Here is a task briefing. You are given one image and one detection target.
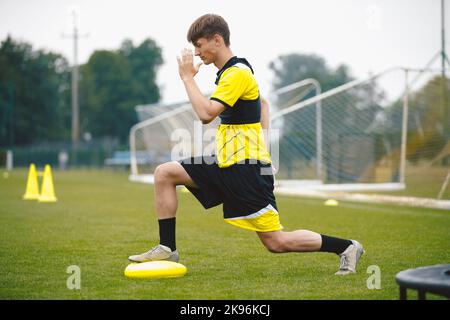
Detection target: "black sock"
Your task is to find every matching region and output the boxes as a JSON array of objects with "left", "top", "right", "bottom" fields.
[
  {"left": 158, "top": 217, "right": 176, "bottom": 251},
  {"left": 319, "top": 234, "right": 352, "bottom": 254}
]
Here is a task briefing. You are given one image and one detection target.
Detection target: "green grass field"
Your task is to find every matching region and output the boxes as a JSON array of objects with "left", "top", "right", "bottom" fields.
[{"left": 0, "top": 169, "right": 449, "bottom": 300}]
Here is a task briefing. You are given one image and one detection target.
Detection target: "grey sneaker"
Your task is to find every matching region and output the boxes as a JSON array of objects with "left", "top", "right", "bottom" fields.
[
  {"left": 128, "top": 244, "right": 179, "bottom": 263},
  {"left": 335, "top": 240, "right": 364, "bottom": 275}
]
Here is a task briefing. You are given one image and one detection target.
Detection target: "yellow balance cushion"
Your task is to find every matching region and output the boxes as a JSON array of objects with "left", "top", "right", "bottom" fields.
[{"left": 124, "top": 261, "right": 187, "bottom": 279}]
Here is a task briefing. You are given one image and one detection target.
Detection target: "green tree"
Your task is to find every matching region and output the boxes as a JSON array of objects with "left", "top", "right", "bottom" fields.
[
  {"left": 119, "top": 38, "right": 163, "bottom": 103},
  {"left": 80, "top": 50, "right": 132, "bottom": 141},
  {"left": 0, "top": 36, "right": 71, "bottom": 146},
  {"left": 382, "top": 75, "right": 450, "bottom": 162},
  {"left": 269, "top": 53, "right": 353, "bottom": 92},
  {"left": 79, "top": 38, "right": 163, "bottom": 143}
]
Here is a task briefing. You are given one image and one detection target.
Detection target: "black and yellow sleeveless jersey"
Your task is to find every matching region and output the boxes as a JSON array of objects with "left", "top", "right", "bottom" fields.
[{"left": 210, "top": 56, "right": 271, "bottom": 168}]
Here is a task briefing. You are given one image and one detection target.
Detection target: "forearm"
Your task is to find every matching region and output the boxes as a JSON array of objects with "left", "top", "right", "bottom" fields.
[
  {"left": 260, "top": 97, "right": 270, "bottom": 150},
  {"left": 260, "top": 97, "right": 270, "bottom": 131},
  {"left": 182, "top": 78, "right": 213, "bottom": 122}
]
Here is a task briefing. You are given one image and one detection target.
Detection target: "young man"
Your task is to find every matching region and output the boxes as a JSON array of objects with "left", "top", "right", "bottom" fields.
[{"left": 129, "top": 14, "right": 364, "bottom": 275}]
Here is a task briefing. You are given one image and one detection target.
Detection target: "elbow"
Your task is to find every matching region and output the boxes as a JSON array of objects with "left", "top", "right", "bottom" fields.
[
  {"left": 197, "top": 100, "right": 220, "bottom": 124},
  {"left": 200, "top": 115, "right": 214, "bottom": 124},
  {"left": 261, "top": 97, "right": 270, "bottom": 109},
  {"left": 199, "top": 111, "right": 216, "bottom": 124}
]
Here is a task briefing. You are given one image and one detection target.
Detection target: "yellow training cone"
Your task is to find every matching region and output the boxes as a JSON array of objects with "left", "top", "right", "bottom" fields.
[
  {"left": 38, "top": 164, "right": 57, "bottom": 203},
  {"left": 23, "top": 163, "right": 40, "bottom": 200},
  {"left": 324, "top": 199, "right": 339, "bottom": 206}
]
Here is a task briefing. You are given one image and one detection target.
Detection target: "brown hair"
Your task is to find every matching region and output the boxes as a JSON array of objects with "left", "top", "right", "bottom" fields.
[{"left": 187, "top": 14, "right": 230, "bottom": 46}]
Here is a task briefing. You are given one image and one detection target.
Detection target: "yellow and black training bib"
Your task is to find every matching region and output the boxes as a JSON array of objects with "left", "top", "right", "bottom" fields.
[{"left": 210, "top": 57, "right": 271, "bottom": 168}]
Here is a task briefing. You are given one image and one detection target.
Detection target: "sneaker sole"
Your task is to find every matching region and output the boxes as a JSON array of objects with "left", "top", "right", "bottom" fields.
[{"left": 128, "top": 256, "right": 180, "bottom": 263}]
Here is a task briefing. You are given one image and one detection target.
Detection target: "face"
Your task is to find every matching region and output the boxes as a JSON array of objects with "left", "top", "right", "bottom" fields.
[{"left": 193, "top": 36, "right": 219, "bottom": 65}]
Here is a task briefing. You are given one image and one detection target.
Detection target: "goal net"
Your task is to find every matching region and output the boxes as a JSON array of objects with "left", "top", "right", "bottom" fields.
[{"left": 271, "top": 68, "right": 410, "bottom": 191}]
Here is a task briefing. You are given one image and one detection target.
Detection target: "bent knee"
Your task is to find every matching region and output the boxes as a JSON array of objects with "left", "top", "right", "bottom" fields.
[
  {"left": 260, "top": 237, "right": 286, "bottom": 253},
  {"left": 265, "top": 243, "right": 286, "bottom": 253},
  {"left": 154, "top": 162, "right": 180, "bottom": 184}
]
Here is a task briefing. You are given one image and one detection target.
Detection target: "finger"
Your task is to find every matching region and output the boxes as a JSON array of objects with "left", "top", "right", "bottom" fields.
[{"left": 182, "top": 48, "right": 193, "bottom": 60}]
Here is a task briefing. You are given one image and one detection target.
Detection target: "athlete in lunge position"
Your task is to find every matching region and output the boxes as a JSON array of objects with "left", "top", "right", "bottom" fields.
[{"left": 129, "top": 13, "right": 364, "bottom": 275}]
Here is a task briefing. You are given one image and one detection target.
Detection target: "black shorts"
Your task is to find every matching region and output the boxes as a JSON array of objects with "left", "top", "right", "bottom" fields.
[{"left": 179, "top": 156, "right": 278, "bottom": 219}]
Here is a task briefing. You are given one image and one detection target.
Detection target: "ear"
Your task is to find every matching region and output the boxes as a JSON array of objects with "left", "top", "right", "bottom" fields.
[{"left": 213, "top": 34, "right": 224, "bottom": 47}]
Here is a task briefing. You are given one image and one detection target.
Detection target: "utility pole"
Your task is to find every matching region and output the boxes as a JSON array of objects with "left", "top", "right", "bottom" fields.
[{"left": 62, "top": 8, "right": 88, "bottom": 165}]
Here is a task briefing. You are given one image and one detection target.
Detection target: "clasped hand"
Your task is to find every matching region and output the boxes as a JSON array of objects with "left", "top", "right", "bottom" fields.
[{"left": 177, "top": 48, "right": 202, "bottom": 81}]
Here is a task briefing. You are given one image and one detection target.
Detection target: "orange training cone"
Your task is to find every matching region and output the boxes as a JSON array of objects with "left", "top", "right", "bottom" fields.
[
  {"left": 23, "top": 163, "right": 40, "bottom": 200},
  {"left": 38, "top": 164, "right": 57, "bottom": 203}
]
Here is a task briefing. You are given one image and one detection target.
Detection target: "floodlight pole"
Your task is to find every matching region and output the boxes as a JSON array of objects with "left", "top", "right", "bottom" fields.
[
  {"left": 413, "top": 0, "right": 450, "bottom": 162},
  {"left": 442, "top": 0, "right": 450, "bottom": 166},
  {"left": 442, "top": 0, "right": 447, "bottom": 80},
  {"left": 400, "top": 69, "right": 409, "bottom": 185}
]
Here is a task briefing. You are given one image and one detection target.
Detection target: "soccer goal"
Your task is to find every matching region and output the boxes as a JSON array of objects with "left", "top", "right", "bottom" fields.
[
  {"left": 271, "top": 67, "right": 413, "bottom": 192},
  {"left": 273, "top": 66, "right": 450, "bottom": 197}
]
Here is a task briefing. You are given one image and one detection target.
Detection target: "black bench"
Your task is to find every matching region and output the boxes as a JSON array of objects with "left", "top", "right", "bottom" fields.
[{"left": 395, "top": 264, "right": 450, "bottom": 300}]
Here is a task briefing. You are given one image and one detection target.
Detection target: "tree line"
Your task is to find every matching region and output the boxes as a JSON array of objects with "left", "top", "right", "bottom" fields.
[
  {"left": 0, "top": 37, "right": 355, "bottom": 148},
  {"left": 0, "top": 36, "right": 163, "bottom": 147},
  {"left": 0, "top": 36, "right": 448, "bottom": 165}
]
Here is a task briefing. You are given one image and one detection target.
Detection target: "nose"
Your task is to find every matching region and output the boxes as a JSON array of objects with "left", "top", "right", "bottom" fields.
[{"left": 194, "top": 48, "right": 200, "bottom": 56}]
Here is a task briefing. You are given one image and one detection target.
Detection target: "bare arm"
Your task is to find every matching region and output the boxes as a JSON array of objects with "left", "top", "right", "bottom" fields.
[
  {"left": 260, "top": 96, "right": 270, "bottom": 131},
  {"left": 181, "top": 78, "right": 225, "bottom": 124},
  {"left": 177, "top": 49, "right": 225, "bottom": 124},
  {"left": 260, "top": 96, "right": 270, "bottom": 149}
]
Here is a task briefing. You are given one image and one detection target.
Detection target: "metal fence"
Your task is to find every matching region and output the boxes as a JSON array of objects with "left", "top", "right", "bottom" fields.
[{"left": 4, "top": 137, "right": 121, "bottom": 169}]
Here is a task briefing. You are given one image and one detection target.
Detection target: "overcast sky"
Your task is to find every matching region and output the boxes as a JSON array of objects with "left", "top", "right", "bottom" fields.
[{"left": 1, "top": 0, "right": 448, "bottom": 104}]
